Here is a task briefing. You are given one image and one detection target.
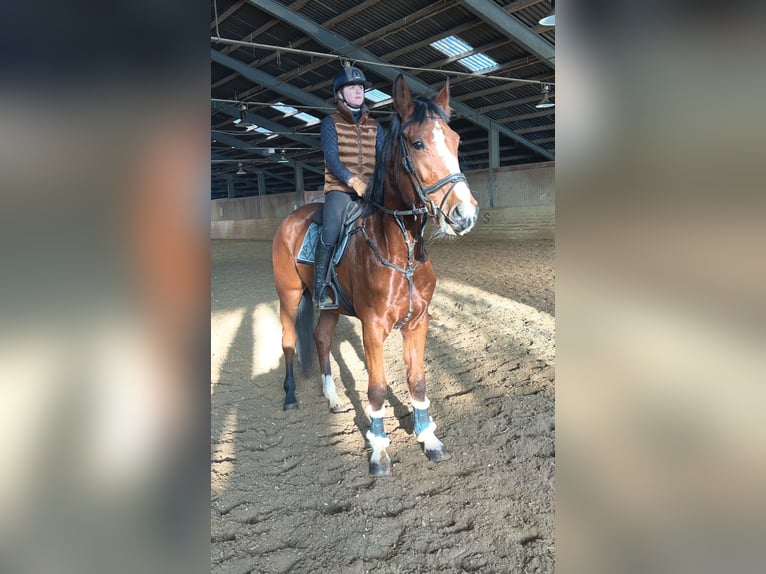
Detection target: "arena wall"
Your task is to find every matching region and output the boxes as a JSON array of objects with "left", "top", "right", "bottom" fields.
[{"left": 211, "top": 162, "right": 554, "bottom": 240}]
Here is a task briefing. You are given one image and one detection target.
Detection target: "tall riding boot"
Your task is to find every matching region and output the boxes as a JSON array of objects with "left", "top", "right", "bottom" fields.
[{"left": 313, "top": 240, "right": 334, "bottom": 308}]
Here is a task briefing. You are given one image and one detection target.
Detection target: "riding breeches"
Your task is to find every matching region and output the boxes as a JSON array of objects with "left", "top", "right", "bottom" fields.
[{"left": 320, "top": 190, "right": 356, "bottom": 246}]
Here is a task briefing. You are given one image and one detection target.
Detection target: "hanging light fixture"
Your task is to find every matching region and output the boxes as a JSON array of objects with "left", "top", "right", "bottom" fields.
[
  {"left": 233, "top": 102, "right": 248, "bottom": 125},
  {"left": 535, "top": 83, "right": 555, "bottom": 109},
  {"left": 539, "top": 0, "right": 555, "bottom": 27},
  {"left": 277, "top": 149, "right": 289, "bottom": 163},
  {"left": 236, "top": 162, "right": 246, "bottom": 175}
]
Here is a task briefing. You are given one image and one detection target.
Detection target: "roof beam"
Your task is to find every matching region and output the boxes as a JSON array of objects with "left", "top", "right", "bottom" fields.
[
  {"left": 211, "top": 130, "right": 323, "bottom": 175},
  {"left": 212, "top": 49, "right": 329, "bottom": 110},
  {"left": 500, "top": 109, "right": 554, "bottom": 123},
  {"left": 476, "top": 94, "right": 545, "bottom": 114},
  {"left": 460, "top": 0, "right": 555, "bottom": 68},
  {"left": 515, "top": 124, "right": 554, "bottom": 134},
  {"left": 214, "top": 0, "right": 375, "bottom": 86},
  {"left": 245, "top": 0, "right": 553, "bottom": 160},
  {"left": 211, "top": 98, "right": 321, "bottom": 149},
  {"left": 353, "top": 2, "right": 456, "bottom": 47}
]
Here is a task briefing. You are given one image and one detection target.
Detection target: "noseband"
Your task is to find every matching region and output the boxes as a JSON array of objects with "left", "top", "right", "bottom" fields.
[{"left": 399, "top": 124, "right": 467, "bottom": 226}]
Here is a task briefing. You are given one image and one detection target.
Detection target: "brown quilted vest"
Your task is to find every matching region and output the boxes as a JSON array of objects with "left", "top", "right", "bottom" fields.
[{"left": 324, "top": 100, "right": 378, "bottom": 197}]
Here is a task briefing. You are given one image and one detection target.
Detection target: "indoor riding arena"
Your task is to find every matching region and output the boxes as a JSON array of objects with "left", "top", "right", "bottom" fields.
[{"left": 211, "top": 2, "right": 555, "bottom": 573}]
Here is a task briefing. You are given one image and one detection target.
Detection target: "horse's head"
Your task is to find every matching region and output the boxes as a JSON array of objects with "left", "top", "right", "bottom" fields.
[{"left": 393, "top": 74, "right": 478, "bottom": 236}]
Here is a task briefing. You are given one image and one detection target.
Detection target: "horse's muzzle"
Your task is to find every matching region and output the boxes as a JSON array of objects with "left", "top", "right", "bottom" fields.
[{"left": 448, "top": 201, "right": 478, "bottom": 235}]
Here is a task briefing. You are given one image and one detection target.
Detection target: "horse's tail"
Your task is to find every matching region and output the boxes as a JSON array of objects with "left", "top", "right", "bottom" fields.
[{"left": 295, "top": 288, "right": 315, "bottom": 377}]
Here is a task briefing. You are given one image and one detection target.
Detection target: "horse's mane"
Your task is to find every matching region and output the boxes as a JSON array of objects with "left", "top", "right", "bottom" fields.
[{"left": 361, "top": 95, "right": 450, "bottom": 215}]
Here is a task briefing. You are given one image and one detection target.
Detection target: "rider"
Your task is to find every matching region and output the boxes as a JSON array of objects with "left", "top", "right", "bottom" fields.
[{"left": 314, "top": 64, "right": 385, "bottom": 309}]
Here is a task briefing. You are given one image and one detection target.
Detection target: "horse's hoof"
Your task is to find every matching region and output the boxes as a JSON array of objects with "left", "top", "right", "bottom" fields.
[
  {"left": 369, "top": 460, "right": 393, "bottom": 477},
  {"left": 425, "top": 447, "right": 451, "bottom": 462},
  {"left": 283, "top": 401, "right": 299, "bottom": 411},
  {"left": 329, "top": 403, "right": 344, "bottom": 414}
]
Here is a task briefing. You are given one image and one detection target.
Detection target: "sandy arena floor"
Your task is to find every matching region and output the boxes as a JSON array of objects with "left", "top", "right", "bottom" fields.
[{"left": 211, "top": 238, "right": 555, "bottom": 573}]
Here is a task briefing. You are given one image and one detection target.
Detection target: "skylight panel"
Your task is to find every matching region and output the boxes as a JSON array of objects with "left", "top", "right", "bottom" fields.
[
  {"left": 271, "top": 102, "right": 319, "bottom": 126},
  {"left": 431, "top": 36, "right": 472, "bottom": 58},
  {"left": 365, "top": 89, "right": 390, "bottom": 103},
  {"left": 294, "top": 112, "right": 320, "bottom": 125},
  {"left": 458, "top": 53, "right": 498, "bottom": 72},
  {"left": 430, "top": 35, "right": 498, "bottom": 73},
  {"left": 271, "top": 102, "right": 297, "bottom": 115}
]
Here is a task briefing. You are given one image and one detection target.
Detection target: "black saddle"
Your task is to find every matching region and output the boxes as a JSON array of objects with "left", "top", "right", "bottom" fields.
[{"left": 312, "top": 199, "right": 364, "bottom": 228}]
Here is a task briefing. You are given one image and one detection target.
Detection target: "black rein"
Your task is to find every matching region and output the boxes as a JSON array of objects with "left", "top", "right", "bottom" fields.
[{"left": 362, "top": 128, "right": 465, "bottom": 328}]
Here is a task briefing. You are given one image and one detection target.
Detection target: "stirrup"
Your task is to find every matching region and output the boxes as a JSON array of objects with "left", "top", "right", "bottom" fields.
[{"left": 316, "top": 283, "right": 339, "bottom": 310}]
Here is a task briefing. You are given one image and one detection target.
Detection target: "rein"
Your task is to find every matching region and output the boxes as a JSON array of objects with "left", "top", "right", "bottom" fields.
[
  {"left": 359, "top": 208, "right": 427, "bottom": 329},
  {"left": 363, "top": 122, "right": 463, "bottom": 328}
]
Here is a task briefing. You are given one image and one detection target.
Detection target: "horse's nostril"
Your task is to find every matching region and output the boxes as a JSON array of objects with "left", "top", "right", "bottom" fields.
[
  {"left": 451, "top": 203, "right": 476, "bottom": 223},
  {"left": 447, "top": 203, "right": 477, "bottom": 234}
]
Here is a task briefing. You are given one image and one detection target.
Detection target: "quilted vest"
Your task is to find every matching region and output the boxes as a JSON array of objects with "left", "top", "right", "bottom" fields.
[{"left": 324, "top": 101, "right": 378, "bottom": 197}]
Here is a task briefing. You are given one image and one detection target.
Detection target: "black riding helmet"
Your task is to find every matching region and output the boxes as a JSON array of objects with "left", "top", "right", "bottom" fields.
[{"left": 333, "top": 65, "right": 371, "bottom": 95}]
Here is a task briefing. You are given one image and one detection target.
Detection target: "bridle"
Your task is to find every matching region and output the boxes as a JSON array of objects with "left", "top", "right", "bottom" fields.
[
  {"left": 360, "top": 114, "right": 467, "bottom": 329},
  {"left": 399, "top": 117, "right": 468, "bottom": 227}
]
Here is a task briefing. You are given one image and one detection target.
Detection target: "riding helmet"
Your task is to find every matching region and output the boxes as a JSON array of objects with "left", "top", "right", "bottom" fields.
[{"left": 333, "top": 65, "right": 371, "bottom": 94}]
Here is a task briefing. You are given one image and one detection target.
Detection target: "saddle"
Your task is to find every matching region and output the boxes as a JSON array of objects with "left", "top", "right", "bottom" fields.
[{"left": 296, "top": 201, "right": 365, "bottom": 313}]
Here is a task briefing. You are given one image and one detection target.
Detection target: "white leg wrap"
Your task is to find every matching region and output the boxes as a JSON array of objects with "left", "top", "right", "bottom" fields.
[
  {"left": 321, "top": 374, "right": 341, "bottom": 408},
  {"left": 365, "top": 404, "right": 386, "bottom": 419},
  {"left": 411, "top": 397, "right": 431, "bottom": 410},
  {"left": 366, "top": 431, "right": 391, "bottom": 461},
  {"left": 416, "top": 422, "right": 443, "bottom": 452}
]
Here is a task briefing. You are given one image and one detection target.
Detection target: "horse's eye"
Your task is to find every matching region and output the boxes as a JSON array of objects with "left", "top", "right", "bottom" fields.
[{"left": 412, "top": 140, "right": 425, "bottom": 150}]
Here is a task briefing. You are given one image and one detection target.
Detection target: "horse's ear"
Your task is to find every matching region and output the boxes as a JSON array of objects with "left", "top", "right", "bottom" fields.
[
  {"left": 435, "top": 77, "right": 451, "bottom": 117},
  {"left": 393, "top": 74, "right": 414, "bottom": 120}
]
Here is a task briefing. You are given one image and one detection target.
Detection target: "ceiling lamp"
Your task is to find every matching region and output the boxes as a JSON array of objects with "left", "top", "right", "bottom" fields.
[
  {"left": 236, "top": 162, "right": 246, "bottom": 175},
  {"left": 539, "top": 0, "right": 555, "bottom": 27},
  {"left": 277, "top": 149, "right": 289, "bottom": 163},
  {"left": 233, "top": 102, "right": 247, "bottom": 125},
  {"left": 535, "top": 84, "right": 555, "bottom": 109}
]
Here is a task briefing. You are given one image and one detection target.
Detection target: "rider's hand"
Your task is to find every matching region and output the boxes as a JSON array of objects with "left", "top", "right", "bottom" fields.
[{"left": 348, "top": 176, "right": 368, "bottom": 197}]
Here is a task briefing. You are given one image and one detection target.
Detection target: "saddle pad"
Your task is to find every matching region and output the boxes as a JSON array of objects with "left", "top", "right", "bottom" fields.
[
  {"left": 296, "top": 222, "right": 351, "bottom": 266},
  {"left": 296, "top": 222, "right": 320, "bottom": 264}
]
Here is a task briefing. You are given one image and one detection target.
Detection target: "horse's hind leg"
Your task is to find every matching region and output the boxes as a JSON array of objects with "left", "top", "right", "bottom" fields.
[
  {"left": 315, "top": 311, "right": 343, "bottom": 412},
  {"left": 401, "top": 315, "right": 451, "bottom": 462},
  {"left": 278, "top": 287, "right": 304, "bottom": 410}
]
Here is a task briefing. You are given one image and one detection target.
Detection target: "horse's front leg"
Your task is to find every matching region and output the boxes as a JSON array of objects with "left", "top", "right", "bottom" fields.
[
  {"left": 362, "top": 321, "right": 393, "bottom": 476},
  {"left": 314, "top": 311, "right": 344, "bottom": 413},
  {"left": 401, "top": 313, "right": 451, "bottom": 462}
]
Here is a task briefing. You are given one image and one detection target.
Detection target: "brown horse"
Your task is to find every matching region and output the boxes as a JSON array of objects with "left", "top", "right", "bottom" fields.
[{"left": 271, "top": 74, "right": 478, "bottom": 476}]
